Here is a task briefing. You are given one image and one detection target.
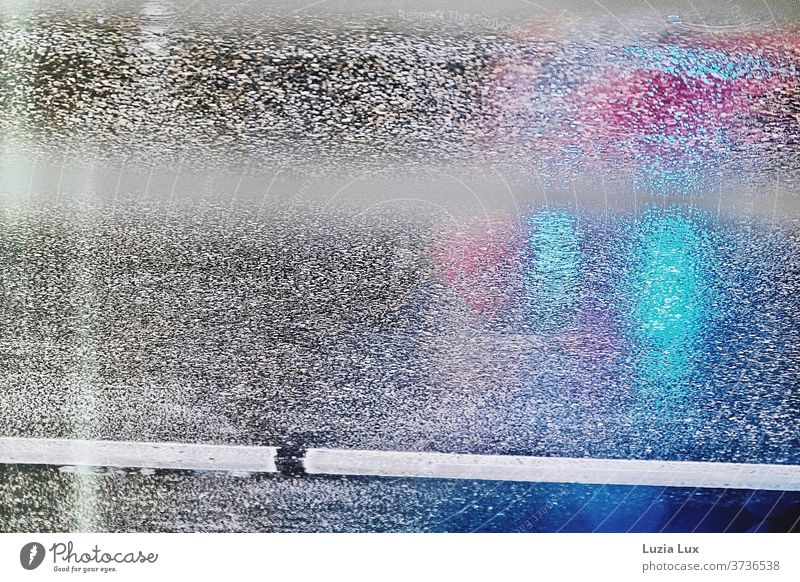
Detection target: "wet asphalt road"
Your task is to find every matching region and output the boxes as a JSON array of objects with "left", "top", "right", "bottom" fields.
[
  {"left": 1, "top": 464, "right": 798, "bottom": 532},
  {"left": 1, "top": 2, "right": 799, "bottom": 532},
  {"left": 1, "top": 2, "right": 800, "bottom": 188},
  {"left": 0, "top": 200, "right": 797, "bottom": 466}
]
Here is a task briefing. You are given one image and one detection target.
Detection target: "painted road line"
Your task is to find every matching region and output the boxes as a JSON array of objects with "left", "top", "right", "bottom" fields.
[
  {"left": 0, "top": 437, "right": 279, "bottom": 473},
  {"left": 1, "top": 438, "right": 799, "bottom": 491},
  {"left": 304, "top": 449, "right": 800, "bottom": 492}
]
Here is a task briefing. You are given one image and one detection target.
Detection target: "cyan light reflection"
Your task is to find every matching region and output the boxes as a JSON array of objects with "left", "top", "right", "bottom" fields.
[
  {"left": 616, "top": 45, "right": 774, "bottom": 83},
  {"left": 524, "top": 209, "right": 582, "bottom": 329},
  {"left": 632, "top": 127, "right": 729, "bottom": 193},
  {"left": 624, "top": 207, "right": 716, "bottom": 399}
]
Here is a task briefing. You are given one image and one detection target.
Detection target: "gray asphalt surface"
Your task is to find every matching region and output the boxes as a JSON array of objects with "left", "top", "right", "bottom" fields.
[
  {"left": 1, "top": 1, "right": 799, "bottom": 533},
  {"left": 1, "top": 2, "right": 799, "bottom": 186},
  {"left": 0, "top": 200, "right": 797, "bottom": 465},
  {"left": 1, "top": 464, "right": 798, "bottom": 532}
]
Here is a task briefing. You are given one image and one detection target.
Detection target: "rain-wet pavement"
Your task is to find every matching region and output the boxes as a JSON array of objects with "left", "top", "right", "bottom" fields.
[
  {"left": 1, "top": 2, "right": 800, "bottom": 188},
  {"left": 1, "top": 1, "right": 800, "bottom": 532},
  {"left": 0, "top": 200, "right": 797, "bottom": 465},
  {"left": 0, "top": 464, "right": 797, "bottom": 532}
]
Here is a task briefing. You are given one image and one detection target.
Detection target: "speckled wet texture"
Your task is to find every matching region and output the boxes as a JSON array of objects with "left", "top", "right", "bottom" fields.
[
  {"left": 0, "top": 6, "right": 799, "bottom": 188},
  {"left": 1, "top": 1, "right": 799, "bottom": 533},
  {"left": 0, "top": 9, "right": 502, "bottom": 172},
  {"left": 0, "top": 201, "right": 797, "bottom": 465},
  {"left": 1, "top": 465, "right": 798, "bottom": 532}
]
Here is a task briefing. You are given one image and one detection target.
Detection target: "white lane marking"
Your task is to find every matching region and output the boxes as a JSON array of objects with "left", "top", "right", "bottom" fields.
[
  {"left": 0, "top": 438, "right": 278, "bottom": 473},
  {"left": 1, "top": 438, "right": 799, "bottom": 491},
  {"left": 304, "top": 449, "right": 800, "bottom": 492}
]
